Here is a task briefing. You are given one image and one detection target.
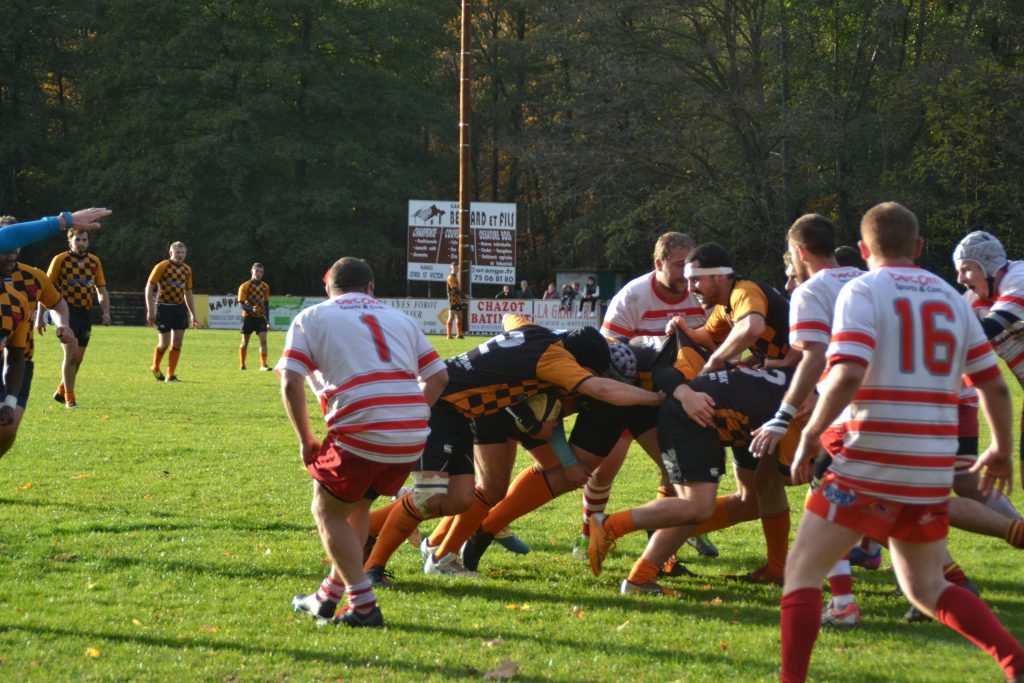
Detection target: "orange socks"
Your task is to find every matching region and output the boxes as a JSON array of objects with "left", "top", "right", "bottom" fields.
[
  {"left": 427, "top": 515, "right": 454, "bottom": 548},
  {"left": 604, "top": 510, "right": 636, "bottom": 540},
  {"left": 481, "top": 466, "right": 554, "bottom": 535},
  {"left": 365, "top": 494, "right": 426, "bottom": 570},
  {"left": 761, "top": 509, "right": 791, "bottom": 576},
  {"left": 445, "top": 322, "right": 452, "bottom": 338},
  {"left": 168, "top": 348, "right": 181, "bottom": 377},
  {"left": 239, "top": 347, "right": 247, "bottom": 368},
  {"left": 369, "top": 499, "right": 400, "bottom": 537},
  {"left": 152, "top": 347, "right": 166, "bottom": 373},
  {"left": 627, "top": 557, "right": 661, "bottom": 586},
  {"left": 260, "top": 351, "right": 268, "bottom": 367},
  {"left": 435, "top": 490, "right": 493, "bottom": 559},
  {"left": 693, "top": 496, "right": 735, "bottom": 536}
]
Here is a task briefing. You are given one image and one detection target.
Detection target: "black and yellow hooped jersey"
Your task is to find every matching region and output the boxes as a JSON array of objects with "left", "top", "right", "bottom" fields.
[
  {"left": 0, "top": 280, "right": 30, "bottom": 350},
  {"left": 447, "top": 274, "right": 465, "bottom": 307},
  {"left": 704, "top": 277, "right": 789, "bottom": 361},
  {"left": 148, "top": 260, "right": 193, "bottom": 304},
  {"left": 441, "top": 315, "right": 594, "bottom": 418},
  {"left": 46, "top": 251, "right": 105, "bottom": 311},
  {"left": 10, "top": 263, "right": 61, "bottom": 360},
  {"left": 238, "top": 279, "right": 270, "bottom": 318},
  {"left": 628, "top": 333, "right": 709, "bottom": 391}
]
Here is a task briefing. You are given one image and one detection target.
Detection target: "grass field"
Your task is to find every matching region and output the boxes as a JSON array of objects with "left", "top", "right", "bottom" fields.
[{"left": 1, "top": 326, "right": 1023, "bottom": 682}]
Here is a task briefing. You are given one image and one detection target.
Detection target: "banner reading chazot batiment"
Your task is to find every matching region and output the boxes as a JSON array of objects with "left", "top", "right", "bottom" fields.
[
  {"left": 406, "top": 200, "right": 517, "bottom": 285},
  {"left": 206, "top": 296, "right": 598, "bottom": 335}
]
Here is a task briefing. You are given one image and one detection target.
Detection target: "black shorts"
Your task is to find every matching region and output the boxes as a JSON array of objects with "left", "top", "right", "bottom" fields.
[
  {"left": 0, "top": 359, "right": 33, "bottom": 409},
  {"left": 472, "top": 410, "right": 546, "bottom": 450},
  {"left": 241, "top": 316, "right": 268, "bottom": 335},
  {"left": 68, "top": 306, "right": 93, "bottom": 348},
  {"left": 569, "top": 399, "right": 658, "bottom": 457},
  {"left": 658, "top": 366, "right": 794, "bottom": 483},
  {"left": 156, "top": 303, "right": 190, "bottom": 333},
  {"left": 449, "top": 303, "right": 467, "bottom": 312},
  {"left": 418, "top": 400, "right": 475, "bottom": 476}
]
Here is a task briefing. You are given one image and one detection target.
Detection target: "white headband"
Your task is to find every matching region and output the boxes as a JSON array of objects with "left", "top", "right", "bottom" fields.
[{"left": 683, "top": 264, "right": 733, "bottom": 277}]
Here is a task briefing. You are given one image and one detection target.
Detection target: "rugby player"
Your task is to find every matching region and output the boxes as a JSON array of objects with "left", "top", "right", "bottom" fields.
[
  {"left": 145, "top": 242, "right": 197, "bottom": 382},
  {"left": 237, "top": 263, "right": 271, "bottom": 371},
  {"left": 780, "top": 202, "right": 1024, "bottom": 682},
  {"left": 283, "top": 257, "right": 448, "bottom": 627},
  {"left": 573, "top": 232, "right": 716, "bottom": 570},
  {"left": 46, "top": 227, "right": 110, "bottom": 407}
]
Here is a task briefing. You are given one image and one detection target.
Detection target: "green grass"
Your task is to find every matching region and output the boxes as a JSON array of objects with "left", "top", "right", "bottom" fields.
[{"left": 1, "top": 327, "right": 1022, "bottom": 682}]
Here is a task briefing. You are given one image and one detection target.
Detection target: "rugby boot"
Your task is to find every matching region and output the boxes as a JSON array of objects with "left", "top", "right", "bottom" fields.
[
  {"left": 291, "top": 593, "right": 337, "bottom": 622},
  {"left": 686, "top": 533, "right": 720, "bottom": 558},
  {"left": 494, "top": 527, "right": 530, "bottom": 555},
  {"left": 461, "top": 528, "right": 495, "bottom": 572},
  {"left": 588, "top": 513, "right": 616, "bottom": 577},
  {"left": 333, "top": 606, "right": 384, "bottom": 628},
  {"left": 424, "top": 551, "right": 480, "bottom": 577},
  {"left": 821, "top": 599, "right": 861, "bottom": 629},
  {"left": 659, "top": 554, "right": 701, "bottom": 579},
  {"left": 365, "top": 565, "right": 394, "bottom": 588},
  {"left": 725, "top": 564, "right": 784, "bottom": 586},
  {"left": 620, "top": 579, "right": 680, "bottom": 597}
]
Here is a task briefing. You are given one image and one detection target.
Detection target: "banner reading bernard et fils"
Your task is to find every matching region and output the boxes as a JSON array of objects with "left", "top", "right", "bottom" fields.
[{"left": 407, "top": 200, "right": 516, "bottom": 285}]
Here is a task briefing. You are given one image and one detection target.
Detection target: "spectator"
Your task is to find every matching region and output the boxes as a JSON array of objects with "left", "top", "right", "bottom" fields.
[
  {"left": 560, "top": 283, "right": 576, "bottom": 312},
  {"left": 541, "top": 282, "right": 558, "bottom": 300},
  {"left": 580, "top": 275, "right": 600, "bottom": 316},
  {"left": 515, "top": 279, "right": 535, "bottom": 299},
  {"left": 495, "top": 284, "right": 513, "bottom": 299}
]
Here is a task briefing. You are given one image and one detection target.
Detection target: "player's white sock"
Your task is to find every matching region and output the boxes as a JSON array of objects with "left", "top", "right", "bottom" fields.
[{"left": 985, "top": 489, "right": 1023, "bottom": 521}]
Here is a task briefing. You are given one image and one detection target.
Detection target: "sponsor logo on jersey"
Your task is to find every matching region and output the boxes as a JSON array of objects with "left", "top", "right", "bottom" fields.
[{"left": 822, "top": 483, "right": 856, "bottom": 508}]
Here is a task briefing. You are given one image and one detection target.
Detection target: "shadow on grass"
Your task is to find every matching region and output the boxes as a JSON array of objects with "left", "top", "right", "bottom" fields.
[{"left": 1, "top": 619, "right": 763, "bottom": 681}]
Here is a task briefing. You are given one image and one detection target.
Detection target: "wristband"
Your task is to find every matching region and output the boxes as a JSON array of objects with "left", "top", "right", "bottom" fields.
[
  {"left": 776, "top": 402, "right": 798, "bottom": 420},
  {"left": 60, "top": 212, "right": 73, "bottom": 230},
  {"left": 3, "top": 395, "right": 17, "bottom": 409}
]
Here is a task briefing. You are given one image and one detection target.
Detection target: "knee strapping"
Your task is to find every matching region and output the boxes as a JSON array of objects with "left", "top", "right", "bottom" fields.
[{"left": 410, "top": 473, "right": 449, "bottom": 517}]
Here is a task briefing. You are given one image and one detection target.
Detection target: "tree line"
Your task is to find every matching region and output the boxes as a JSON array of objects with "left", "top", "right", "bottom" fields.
[{"left": 2, "top": 1, "right": 1022, "bottom": 295}]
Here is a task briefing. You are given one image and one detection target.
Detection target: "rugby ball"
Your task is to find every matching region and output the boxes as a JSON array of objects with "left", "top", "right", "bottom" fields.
[{"left": 516, "top": 392, "right": 562, "bottom": 432}]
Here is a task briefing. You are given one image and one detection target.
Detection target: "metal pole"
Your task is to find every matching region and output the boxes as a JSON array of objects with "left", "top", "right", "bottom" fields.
[{"left": 458, "top": 0, "right": 473, "bottom": 331}]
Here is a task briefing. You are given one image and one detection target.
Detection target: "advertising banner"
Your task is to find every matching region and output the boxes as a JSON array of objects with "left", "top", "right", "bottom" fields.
[
  {"left": 407, "top": 200, "right": 516, "bottom": 285},
  {"left": 207, "top": 295, "right": 243, "bottom": 330}
]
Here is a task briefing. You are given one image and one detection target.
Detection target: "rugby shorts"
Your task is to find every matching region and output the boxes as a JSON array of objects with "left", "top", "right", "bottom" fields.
[
  {"left": 309, "top": 440, "right": 417, "bottom": 503},
  {"left": 806, "top": 472, "right": 949, "bottom": 544}
]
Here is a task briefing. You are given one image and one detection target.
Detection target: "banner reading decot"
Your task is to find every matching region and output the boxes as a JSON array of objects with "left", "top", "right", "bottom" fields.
[{"left": 407, "top": 200, "right": 516, "bottom": 285}]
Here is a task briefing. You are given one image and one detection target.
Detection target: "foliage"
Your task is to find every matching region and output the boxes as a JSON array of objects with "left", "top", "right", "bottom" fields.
[{"left": 2, "top": 1, "right": 1024, "bottom": 292}]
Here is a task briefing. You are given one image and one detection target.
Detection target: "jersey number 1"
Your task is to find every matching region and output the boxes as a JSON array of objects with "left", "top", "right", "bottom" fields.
[
  {"left": 359, "top": 314, "right": 391, "bottom": 362},
  {"left": 894, "top": 298, "right": 954, "bottom": 375}
]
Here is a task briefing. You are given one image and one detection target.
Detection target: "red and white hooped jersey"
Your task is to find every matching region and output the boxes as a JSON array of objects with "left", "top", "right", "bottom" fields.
[
  {"left": 962, "top": 259, "right": 1024, "bottom": 321},
  {"left": 789, "top": 266, "right": 863, "bottom": 347},
  {"left": 277, "top": 292, "right": 445, "bottom": 464},
  {"left": 601, "top": 271, "right": 705, "bottom": 341},
  {"left": 826, "top": 266, "right": 1000, "bottom": 504}
]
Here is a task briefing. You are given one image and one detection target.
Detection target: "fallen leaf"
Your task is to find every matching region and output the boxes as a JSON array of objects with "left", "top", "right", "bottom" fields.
[
  {"left": 200, "top": 625, "right": 219, "bottom": 633},
  {"left": 571, "top": 605, "right": 585, "bottom": 619},
  {"left": 702, "top": 596, "right": 723, "bottom": 606},
  {"left": 482, "top": 638, "right": 503, "bottom": 648},
  {"left": 142, "top": 494, "right": 153, "bottom": 501},
  {"left": 616, "top": 620, "right": 630, "bottom": 632},
  {"left": 18, "top": 482, "right": 31, "bottom": 491},
  {"left": 71, "top": 473, "right": 92, "bottom": 480},
  {"left": 86, "top": 583, "right": 97, "bottom": 590},
  {"left": 223, "top": 552, "right": 233, "bottom": 558},
  {"left": 720, "top": 641, "right": 728, "bottom": 651},
  {"left": 85, "top": 647, "right": 100, "bottom": 659},
  {"left": 101, "top": 415, "right": 110, "bottom": 420},
  {"left": 484, "top": 659, "right": 520, "bottom": 680},
  {"left": 132, "top": 619, "right": 142, "bottom": 626}
]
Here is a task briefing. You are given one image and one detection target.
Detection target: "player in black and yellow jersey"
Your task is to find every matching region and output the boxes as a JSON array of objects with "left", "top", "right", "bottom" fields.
[
  {"left": 237, "top": 263, "right": 270, "bottom": 371},
  {"left": 0, "top": 239, "right": 36, "bottom": 440},
  {"left": 657, "top": 242, "right": 799, "bottom": 585},
  {"left": 371, "top": 315, "right": 664, "bottom": 577},
  {"left": 445, "top": 262, "right": 466, "bottom": 339},
  {"left": 46, "top": 227, "right": 110, "bottom": 407},
  {"left": 145, "top": 242, "right": 197, "bottom": 382}
]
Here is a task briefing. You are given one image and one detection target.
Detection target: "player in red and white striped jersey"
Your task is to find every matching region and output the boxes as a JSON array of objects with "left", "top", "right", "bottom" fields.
[
  {"left": 577, "top": 231, "right": 712, "bottom": 569},
  {"left": 780, "top": 202, "right": 1023, "bottom": 683},
  {"left": 955, "top": 231, "right": 1024, "bottom": 484},
  {"left": 280, "top": 257, "right": 448, "bottom": 628}
]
